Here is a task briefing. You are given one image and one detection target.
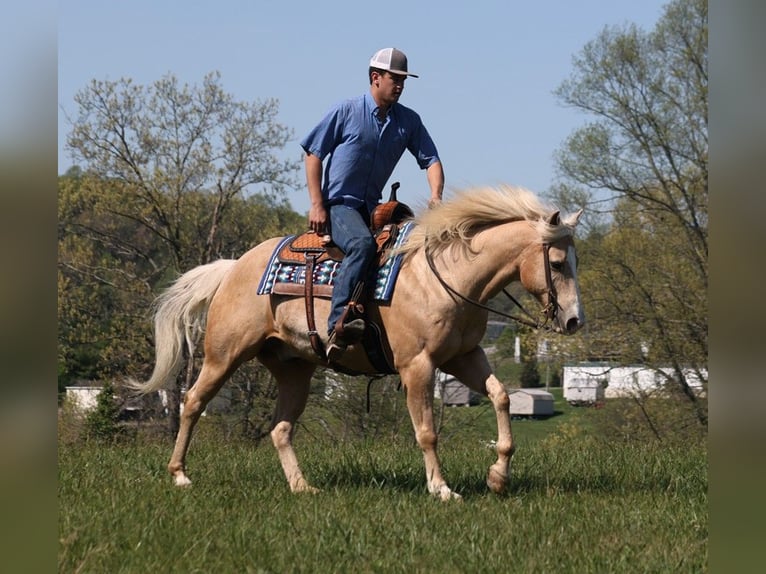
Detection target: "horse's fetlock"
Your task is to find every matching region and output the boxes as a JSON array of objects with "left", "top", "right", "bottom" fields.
[
  {"left": 487, "top": 466, "right": 509, "bottom": 494},
  {"left": 271, "top": 421, "right": 293, "bottom": 447},
  {"left": 495, "top": 439, "right": 514, "bottom": 458}
]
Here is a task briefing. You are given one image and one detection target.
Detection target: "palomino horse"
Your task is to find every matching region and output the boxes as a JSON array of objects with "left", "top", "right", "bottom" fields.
[{"left": 133, "top": 185, "right": 584, "bottom": 500}]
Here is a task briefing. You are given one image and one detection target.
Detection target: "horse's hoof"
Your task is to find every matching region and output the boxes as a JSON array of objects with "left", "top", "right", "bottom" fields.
[
  {"left": 297, "top": 486, "right": 320, "bottom": 494},
  {"left": 442, "top": 490, "right": 463, "bottom": 502},
  {"left": 292, "top": 481, "right": 320, "bottom": 494},
  {"left": 173, "top": 474, "right": 192, "bottom": 487},
  {"left": 432, "top": 484, "right": 462, "bottom": 501}
]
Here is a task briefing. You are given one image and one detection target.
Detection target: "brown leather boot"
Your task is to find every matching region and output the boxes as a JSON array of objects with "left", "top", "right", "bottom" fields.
[{"left": 326, "top": 319, "right": 366, "bottom": 361}]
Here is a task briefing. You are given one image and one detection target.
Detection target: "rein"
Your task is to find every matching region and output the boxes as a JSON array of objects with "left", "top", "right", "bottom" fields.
[{"left": 424, "top": 241, "right": 559, "bottom": 331}]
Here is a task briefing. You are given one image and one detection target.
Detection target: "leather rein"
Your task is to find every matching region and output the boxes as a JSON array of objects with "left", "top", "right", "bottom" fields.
[{"left": 424, "top": 240, "right": 559, "bottom": 331}]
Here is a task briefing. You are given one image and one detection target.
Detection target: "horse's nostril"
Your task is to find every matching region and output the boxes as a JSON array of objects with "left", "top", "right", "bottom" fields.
[{"left": 566, "top": 317, "right": 580, "bottom": 333}]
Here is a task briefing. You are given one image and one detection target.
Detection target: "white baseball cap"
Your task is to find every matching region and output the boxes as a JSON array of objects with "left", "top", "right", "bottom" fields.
[{"left": 369, "top": 48, "right": 419, "bottom": 78}]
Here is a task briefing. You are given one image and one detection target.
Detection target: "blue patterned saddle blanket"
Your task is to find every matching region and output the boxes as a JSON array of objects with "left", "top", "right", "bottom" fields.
[{"left": 256, "top": 222, "right": 414, "bottom": 302}]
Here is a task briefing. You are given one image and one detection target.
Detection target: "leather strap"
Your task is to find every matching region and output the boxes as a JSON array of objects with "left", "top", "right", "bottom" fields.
[
  {"left": 334, "top": 281, "right": 365, "bottom": 336},
  {"left": 304, "top": 253, "right": 327, "bottom": 359}
]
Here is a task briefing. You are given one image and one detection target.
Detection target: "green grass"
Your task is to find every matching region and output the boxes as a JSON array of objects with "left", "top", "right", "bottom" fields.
[
  {"left": 436, "top": 386, "right": 597, "bottom": 446},
  {"left": 59, "top": 396, "right": 707, "bottom": 573}
]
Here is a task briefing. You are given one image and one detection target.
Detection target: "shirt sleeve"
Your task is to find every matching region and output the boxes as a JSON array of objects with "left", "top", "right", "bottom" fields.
[
  {"left": 300, "top": 103, "right": 346, "bottom": 160},
  {"left": 407, "top": 119, "right": 440, "bottom": 170}
]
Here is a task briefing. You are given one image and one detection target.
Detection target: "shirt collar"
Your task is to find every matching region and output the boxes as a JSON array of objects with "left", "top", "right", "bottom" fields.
[{"left": 365, "top": 92, "right": 393, "bottom": 120}]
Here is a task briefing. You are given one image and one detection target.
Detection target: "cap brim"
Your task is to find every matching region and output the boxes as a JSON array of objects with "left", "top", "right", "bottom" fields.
[{"left": 388, "top": 69, "right": 419, "bottom": 78}]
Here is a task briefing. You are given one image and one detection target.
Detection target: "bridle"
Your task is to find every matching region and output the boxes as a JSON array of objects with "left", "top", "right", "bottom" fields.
[{"left": 424, "top": 240, "right": 560, "bottom": 331}]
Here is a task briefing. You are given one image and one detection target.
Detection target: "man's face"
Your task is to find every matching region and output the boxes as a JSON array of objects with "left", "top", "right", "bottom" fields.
[{"left": 374, "top": 71, "right": 407, "bottom": 105}]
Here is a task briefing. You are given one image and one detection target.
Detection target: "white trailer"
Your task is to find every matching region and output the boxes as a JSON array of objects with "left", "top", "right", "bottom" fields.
[
  {"left": 562, "top": 366, "right": 607, "bottom": 406},
  {"left": 563, "top": 363, "right": 706, "bottom": 403},
  {"left": 507, "top": 388, "right": 555, "bottom": 418},
  {"left": 435, "top": 370, "right": 481, "bottom": 406}
]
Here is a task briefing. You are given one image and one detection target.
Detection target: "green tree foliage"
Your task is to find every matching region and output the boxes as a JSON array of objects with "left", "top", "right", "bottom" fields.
[
  {"left": 493, "top": 327, "right": 517, "bottom": 361},
  {"left": 59, "top": 72, "right": 305, "bottom": 421},
  {"left": 83, "top": 380, "right": 123, "bottom": 442},
  {"left": 550, "top": 0, "right": 707, "bottom": 428},
  {"left": 518, "top": 327, "right": 541, "bottom": 388},
  {"left": 520, "top": 357, "right": 541, "bottom": 389},
  {"left": 58, "top": 174, "right": 159, "bottom": 388}
]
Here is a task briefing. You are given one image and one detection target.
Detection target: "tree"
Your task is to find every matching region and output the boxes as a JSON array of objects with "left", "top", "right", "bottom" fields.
[
  {"left": 519, "top": 357, "right": 541, "bottom": 389},
  {"left": 83, "top": 380, "right": 123, "bottom": 442},
  {"left": 65, "top": 71, "right": 301, "bottom": 271},
  {"left": 60, "top": 72, "right": 304, "bottom": 433},
  {"left": 550, "top": 0, "right": 707, "bottom": 429},
  {"left": 58, "top": 174, "right": 159, "bottom": 391},
  {"left": 517, "top": 327, "right": 541, "bottom": 388}
]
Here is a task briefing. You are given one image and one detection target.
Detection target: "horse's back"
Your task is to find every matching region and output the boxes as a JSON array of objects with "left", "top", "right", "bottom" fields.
[{"left": 204, "top": 236, "right": 289, "bottom": 337}]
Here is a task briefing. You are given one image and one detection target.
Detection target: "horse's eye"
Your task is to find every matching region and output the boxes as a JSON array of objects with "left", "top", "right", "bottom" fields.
[{"left": 551, "top": 260, "right": 565, "bottom": 272}]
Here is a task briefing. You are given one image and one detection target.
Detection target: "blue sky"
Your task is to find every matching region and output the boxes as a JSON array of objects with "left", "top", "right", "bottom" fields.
[{"left": 58, "top": 0, "right": 668, "bottom": 215}]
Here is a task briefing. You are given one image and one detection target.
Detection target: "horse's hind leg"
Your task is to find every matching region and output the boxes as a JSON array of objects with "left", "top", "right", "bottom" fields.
[
  {"left": 260, "top": 355, "right": 317, "bottom": 493},
  {"left": 442, "top": 347, "right": 514, "bottom": 494},
  {"left": 167, "top": 357, "right": 234, "bottom": 486}
]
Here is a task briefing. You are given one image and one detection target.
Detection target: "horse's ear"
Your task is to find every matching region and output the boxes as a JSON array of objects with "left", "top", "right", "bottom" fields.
[
  {"left": 546, "top": 211, "right": 561, "bottom": 225},
  {"left": 561, "top": 209, "right": 583, "bottom": 227}
]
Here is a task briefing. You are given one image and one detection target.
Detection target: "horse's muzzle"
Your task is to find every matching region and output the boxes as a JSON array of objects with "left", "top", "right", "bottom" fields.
[{"left": 565, "top": 316, "right": 583, "bottom": 334}]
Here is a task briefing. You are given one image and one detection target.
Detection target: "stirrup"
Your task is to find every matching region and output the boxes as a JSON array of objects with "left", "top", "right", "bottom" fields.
[
  {"left": 336, "top": 318, "right": 365, "bottom": 342},
  {"left": 326, "top": 318, "right": 366, "bottom": 362}
]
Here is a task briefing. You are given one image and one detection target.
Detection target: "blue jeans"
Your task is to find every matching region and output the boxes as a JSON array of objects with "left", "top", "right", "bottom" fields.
[{"left": 327, "top": 205, "right": 377, "bottom": 335}]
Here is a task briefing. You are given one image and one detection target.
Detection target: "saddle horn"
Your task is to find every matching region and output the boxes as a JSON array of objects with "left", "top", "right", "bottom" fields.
[
  {"left": 389, "top": 181, "right": 400, "bottom": 202},
  {"left": 371, "top": 182, "right": 413, "bottom": 231}
]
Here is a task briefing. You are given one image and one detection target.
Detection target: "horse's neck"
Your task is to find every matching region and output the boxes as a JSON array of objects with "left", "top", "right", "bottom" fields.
[{"left": 446, "top": 221, "right": 534, "bottom": 303}]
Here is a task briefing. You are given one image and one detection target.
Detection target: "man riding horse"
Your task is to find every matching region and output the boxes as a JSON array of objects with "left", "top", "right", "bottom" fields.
[{"left": 300, "top": 47, "right": 444, "bottom": 360}]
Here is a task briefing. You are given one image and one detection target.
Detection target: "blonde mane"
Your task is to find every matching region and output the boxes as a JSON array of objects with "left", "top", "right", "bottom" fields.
[{"left": 395, "top": 185, "right": 575, "bottom": 260}]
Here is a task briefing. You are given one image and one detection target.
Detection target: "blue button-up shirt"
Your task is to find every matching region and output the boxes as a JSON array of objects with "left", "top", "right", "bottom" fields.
[{"left": 300, "top": 92, "right": 440, "bottom": 214}]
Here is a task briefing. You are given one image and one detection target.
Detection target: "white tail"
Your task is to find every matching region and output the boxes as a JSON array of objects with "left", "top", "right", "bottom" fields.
[{"left": 130, "top": 259, "right": 237, "bottom": 393}]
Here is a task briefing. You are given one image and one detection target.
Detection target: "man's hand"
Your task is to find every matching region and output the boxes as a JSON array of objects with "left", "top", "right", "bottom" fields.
[{"left": 308, "top": 203, "right": 328, "bottom": 233}]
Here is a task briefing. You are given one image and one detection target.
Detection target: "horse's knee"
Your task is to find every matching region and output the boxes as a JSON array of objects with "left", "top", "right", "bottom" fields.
[{"left": 416, "top": 428, "right": 438, "bottom": 451}]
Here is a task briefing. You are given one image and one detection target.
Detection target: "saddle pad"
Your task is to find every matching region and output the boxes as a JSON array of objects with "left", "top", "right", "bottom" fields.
[{"left": 257, "top": 221, "right": 414, "bottom": 302}]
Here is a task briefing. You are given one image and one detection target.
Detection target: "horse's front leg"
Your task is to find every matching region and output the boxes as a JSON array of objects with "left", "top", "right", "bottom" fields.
[
  {"left": 401, "top": 359, "right": 462, "bottom": 501},
  {"left": 442, "top": 348, "right": 515, "bottom": 494},
  {"left": 482, "top": 373, "right": 514, "bottom": 493}
]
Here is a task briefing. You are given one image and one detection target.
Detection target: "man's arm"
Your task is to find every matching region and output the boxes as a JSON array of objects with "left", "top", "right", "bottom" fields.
[
  {"left": 305, "top": 153, "right": 328, "bottom": 233},
  {"left": 426, "top": 160, "right": 444, "bottom": 208}
]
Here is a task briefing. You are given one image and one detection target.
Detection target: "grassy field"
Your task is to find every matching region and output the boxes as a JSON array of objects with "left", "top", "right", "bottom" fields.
[{"left": 59, "top": 388, "right": 707, "bottom": 573}]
